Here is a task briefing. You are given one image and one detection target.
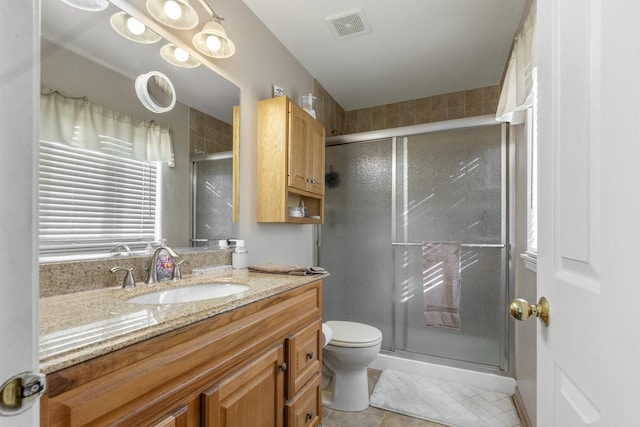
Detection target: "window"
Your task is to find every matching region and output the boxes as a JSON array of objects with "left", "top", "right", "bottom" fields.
[
  {"left": 38, "top": 89, "right": 173, "bottom": 259},
  {"left": 521, "top": 68, "right": 538, "bottom": 272},
  {"left": 525, "top": 106, "right": 538, "bottom": 254},
  {"left": 39, "top": 140, "right": 161, "bottom": 258}
]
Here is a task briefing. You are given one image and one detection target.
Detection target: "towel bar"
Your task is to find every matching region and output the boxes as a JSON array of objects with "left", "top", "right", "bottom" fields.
[{"left": 391, "top": 242, "right": 506, "bottom": 249}]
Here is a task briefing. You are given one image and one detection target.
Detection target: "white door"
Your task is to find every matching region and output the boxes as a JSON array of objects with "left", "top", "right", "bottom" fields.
[
  {"left": 536, "top": 0, "right": 640, "bottom": 425},
  {"left": 0, "top": 1, "right": 41, "bottom": 425}
]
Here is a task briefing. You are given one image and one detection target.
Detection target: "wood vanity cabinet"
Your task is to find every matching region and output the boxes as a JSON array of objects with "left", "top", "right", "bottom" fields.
[
  {"left": 257, "top": 96, "right": 325, "bottom": 224},
  {"left": 40, "top": 280, "right": 323, "bottom": 427}
]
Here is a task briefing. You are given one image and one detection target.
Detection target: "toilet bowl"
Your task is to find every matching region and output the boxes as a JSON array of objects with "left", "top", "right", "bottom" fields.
[{"left": 321, "top": 320, "right": 383, "bottom": 412}]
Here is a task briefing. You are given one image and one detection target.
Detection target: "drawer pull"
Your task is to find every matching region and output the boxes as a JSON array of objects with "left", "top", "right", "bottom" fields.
[
  {"left": 279, "top": 362, "right": 287, "bottom": 372},
  {"left": 305, "top": 351, "right": 314, "bottom": 361},
  {"left": 305, "top": 411, "right": 314, "bottom": 421}
]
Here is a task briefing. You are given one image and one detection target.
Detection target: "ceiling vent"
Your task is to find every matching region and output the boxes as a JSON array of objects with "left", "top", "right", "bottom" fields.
[{"left": 325, "top": 9, "right": 370, "bottom": 40}]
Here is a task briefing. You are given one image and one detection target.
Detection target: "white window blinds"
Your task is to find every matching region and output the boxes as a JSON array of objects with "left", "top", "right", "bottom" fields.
[{"left": 39, "top": 140, "right": 161, "bottom": 256}]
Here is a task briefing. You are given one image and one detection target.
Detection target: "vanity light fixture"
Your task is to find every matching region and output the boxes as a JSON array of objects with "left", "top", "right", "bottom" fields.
[
  {"left": 146, "top": 0, "right": 200, "bottom": 30},
  {"left": 192, "top": 19, "right": 236, "bottom": 59},
  {"left": 59, "top": 0, "right": 109, "bottom": 11},
  {"left": 160, "top": 43, "right": 201, "bottom": 68},
  {"left": 110, "top": 12, "right": 162, "bottom": 44}
]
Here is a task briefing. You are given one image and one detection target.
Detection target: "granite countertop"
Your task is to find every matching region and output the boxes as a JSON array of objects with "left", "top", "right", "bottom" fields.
[{"left": 39, "top": 268, "right": 326, "bottom": 374}]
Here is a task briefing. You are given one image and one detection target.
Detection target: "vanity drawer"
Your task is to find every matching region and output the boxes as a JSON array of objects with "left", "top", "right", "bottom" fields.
[
  {"left": 285, "top": 373, "right": 321, "bottom": 427},
  {"left": 285, "top": 319, "right": 321, "bottom": 398}
]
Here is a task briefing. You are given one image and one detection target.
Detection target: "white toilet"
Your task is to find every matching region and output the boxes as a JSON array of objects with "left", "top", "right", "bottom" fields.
[{"left": 321, "top": 320, "right": 383, "bottom": 412}]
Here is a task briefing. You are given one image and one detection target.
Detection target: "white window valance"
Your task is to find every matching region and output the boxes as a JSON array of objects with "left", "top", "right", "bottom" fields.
[
  {"left": 40, "top": 88, "right": 175, "bottom": 166},
  {"left": 495, "top": 2, "right": 536, "bottom": 124}
]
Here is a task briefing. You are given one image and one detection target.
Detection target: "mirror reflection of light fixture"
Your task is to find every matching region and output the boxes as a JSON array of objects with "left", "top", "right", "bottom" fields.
[
  {"left": 160, "top": 44, "right": 201, "bottom": 68},
  {"left": 192, "top": 20, "right": 236, "bottom": 59},
  {"left": 110, "top": 12, "right": 162, "bottom": 44},
  {"left": 146, "top": 0, "right": 199, "bottom": 30},
  {"left": 59, "top": 0, "right": 109, "bottom": 11},
  {"left": 135, "top": 71, "right": 177, "bottom": 113}
]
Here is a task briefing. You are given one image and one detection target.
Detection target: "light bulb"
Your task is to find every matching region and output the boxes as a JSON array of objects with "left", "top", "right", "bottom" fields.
[
  {"left": 163, "top": 0, "right": 182, "bottom": 20},
  {"left": 126, "top": 17, "right": 146, "bottom": 35},
  {"left": 173, "top": 47, "right": 189, "bottom": 62},
  {"left": 206, "top": 35, "right": 222, "bottom": 53}
]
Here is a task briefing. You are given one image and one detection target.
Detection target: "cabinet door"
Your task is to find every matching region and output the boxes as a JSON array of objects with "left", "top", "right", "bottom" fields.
[
  {"left": 306, "top": 118, "right": 325, "bottom": 195},
  {"left": 152, "top": 405, "right": 189, "bottom": 427},
  {"left": 288, "top": 102, "right": 310, "bottom": 192},
  {"left": 202, "top": 345, "right": 285, "bottom": 427}
]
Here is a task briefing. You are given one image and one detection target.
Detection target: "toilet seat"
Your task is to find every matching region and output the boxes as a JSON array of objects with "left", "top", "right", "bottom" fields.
[{"left": 325, "top": 321, "right": 382, "bottom": 348}]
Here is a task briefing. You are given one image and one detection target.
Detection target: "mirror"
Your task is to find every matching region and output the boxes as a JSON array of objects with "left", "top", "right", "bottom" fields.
[
  {"left": 40, "top": 0, "right": 240, "bottom": 257},
  {"left": 135, "top": 71, "right": 176, "bottom": 113}
]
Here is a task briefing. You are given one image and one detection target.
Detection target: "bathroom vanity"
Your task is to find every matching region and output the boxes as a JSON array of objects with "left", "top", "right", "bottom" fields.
[{"left": 39, "top": 274, "right": 323, "bottom": 426}]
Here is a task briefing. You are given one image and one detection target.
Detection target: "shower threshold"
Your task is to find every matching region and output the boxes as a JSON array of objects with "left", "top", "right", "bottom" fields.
[{"left": 371, "top": 350, "right": 516, "bottom": 395}]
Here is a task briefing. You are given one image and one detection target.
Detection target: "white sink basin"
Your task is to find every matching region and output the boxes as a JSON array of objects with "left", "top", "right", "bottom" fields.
[{"left": 127, "top": 283, "right": 250, "bottom": 304}]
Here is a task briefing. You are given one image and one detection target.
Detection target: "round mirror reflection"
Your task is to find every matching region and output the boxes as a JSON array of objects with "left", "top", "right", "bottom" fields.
[{"left": 135, "top": 71, "right": 177, "bottom": 113}]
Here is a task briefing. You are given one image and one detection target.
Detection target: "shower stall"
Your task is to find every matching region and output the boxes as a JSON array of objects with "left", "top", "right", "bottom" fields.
[
  {"left": 191, "top": 152, "right": 238, "bottom": 246},
  {"left": 319, "top": 116, "right": 511, "bottom": 374}
]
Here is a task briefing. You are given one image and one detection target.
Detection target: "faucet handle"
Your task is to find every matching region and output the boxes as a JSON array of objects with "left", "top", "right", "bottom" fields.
[
  {"left": 110, "top": 266, "right": 136, "bottom": 288},
  {"left": 172, "top": 260, "right": 190, "bottom": 281}
]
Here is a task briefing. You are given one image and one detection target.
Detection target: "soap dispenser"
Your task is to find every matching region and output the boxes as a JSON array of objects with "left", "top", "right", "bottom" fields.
[{"left": 232, "top": 240, "right": 248, "bottom": 269}]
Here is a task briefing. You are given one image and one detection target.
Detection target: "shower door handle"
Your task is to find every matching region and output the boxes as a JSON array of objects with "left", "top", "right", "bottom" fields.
[{"left": 509, "top": 297, "right": 550, "bottom": 327}]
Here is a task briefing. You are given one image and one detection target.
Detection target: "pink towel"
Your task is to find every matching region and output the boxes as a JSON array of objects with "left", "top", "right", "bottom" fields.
[{"left": 422, "top": 242, "right": 461, "bottom": 329}]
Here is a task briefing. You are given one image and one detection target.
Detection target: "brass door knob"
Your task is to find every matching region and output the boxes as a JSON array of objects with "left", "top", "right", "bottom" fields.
[{"left": 509, "top": 297, "right": 550, "bottom": 326}]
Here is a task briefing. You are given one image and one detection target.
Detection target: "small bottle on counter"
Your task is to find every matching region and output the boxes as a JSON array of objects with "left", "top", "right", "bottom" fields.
[{"left": 232, "top": 240, "right": 248, "bottom": 269}]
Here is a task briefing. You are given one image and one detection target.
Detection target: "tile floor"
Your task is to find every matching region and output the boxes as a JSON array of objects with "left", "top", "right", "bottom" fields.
[{"left": 320, "top": 369, "right": 448, "bottom": 427}]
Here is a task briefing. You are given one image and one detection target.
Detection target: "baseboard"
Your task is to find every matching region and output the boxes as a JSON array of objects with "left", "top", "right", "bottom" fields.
[{"left": 513, "top": 386, "right": 533, "bottom": 427}]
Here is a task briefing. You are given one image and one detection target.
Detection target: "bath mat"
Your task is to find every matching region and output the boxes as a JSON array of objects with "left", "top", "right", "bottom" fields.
[{"left": 369, "top": 370, "right": 521, "bottom": 427}]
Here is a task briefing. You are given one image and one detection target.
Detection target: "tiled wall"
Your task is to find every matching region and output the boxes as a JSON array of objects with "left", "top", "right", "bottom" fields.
[
  {"left": 189, "top": 108, "right": 233, "bottom": 156},
  {"left": 313, "top": 80, "right": 346, "bottom": 137},
  {"left": 313, "top": 81, "right": 500, "bottom": 136}
]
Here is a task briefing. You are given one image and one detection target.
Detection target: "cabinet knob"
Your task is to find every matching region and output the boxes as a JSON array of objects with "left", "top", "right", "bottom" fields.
[
  {"left": 305, "top": 411, "right": 314, "bottom": 421},
  {"left": 305, "top": 351, "right": 314, "bottom": 361},
  {"left": 279, "top": 362, "right": 287, "bottom": 372}
]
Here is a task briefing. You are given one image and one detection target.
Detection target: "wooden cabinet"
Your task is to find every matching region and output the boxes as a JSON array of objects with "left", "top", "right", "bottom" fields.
[
  {"left": 152, "top": 406, "right": 189, "bottom": 427},
  {"left": 257, "top": 96, "right": 325, "bottom": 224},
  {"left": 202, "top": 345, "right": 284, "bottom": 426},
  {"left": 40, "top": 281, "right": 323, "bottom": 427},
  {"left": 285, "top": 374, "right": 321, "bottom": 427},
  {"left": 288, "top": 102, "right": 325, "bottom": 196}
]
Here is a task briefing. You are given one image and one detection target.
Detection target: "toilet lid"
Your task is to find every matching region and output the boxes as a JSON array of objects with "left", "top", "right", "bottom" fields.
[{"left": 325, "top": 321, "right": 382, "bottom": 348}]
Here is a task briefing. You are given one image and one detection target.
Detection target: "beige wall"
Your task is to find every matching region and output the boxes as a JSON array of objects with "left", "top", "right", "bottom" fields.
[{"left": 182, "top": 0, "right": 318, "bottom": 266}]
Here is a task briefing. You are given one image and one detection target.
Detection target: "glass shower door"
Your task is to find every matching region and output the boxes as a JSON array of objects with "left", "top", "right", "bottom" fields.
[
  {"left": 319, "top": 121, "right": 508, "bottom": 370},
  {"left": 393, "top": 125, "right": 506, "bottom": 367},
  {"left": 192, "top": 152, "right": 238, "bottom": 246},
  {"left": 321, "top": 139, "right": 394, "bottom": 349}
]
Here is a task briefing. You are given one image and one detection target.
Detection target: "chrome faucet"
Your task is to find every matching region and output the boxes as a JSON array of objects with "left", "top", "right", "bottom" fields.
[{"left": 146, "top": 245, "right": 179, "bottom": 285}]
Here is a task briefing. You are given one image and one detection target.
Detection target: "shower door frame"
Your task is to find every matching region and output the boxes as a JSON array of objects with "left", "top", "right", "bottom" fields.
[{"left": 323, "top": 115, "right": 513, "bottom": 375}]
